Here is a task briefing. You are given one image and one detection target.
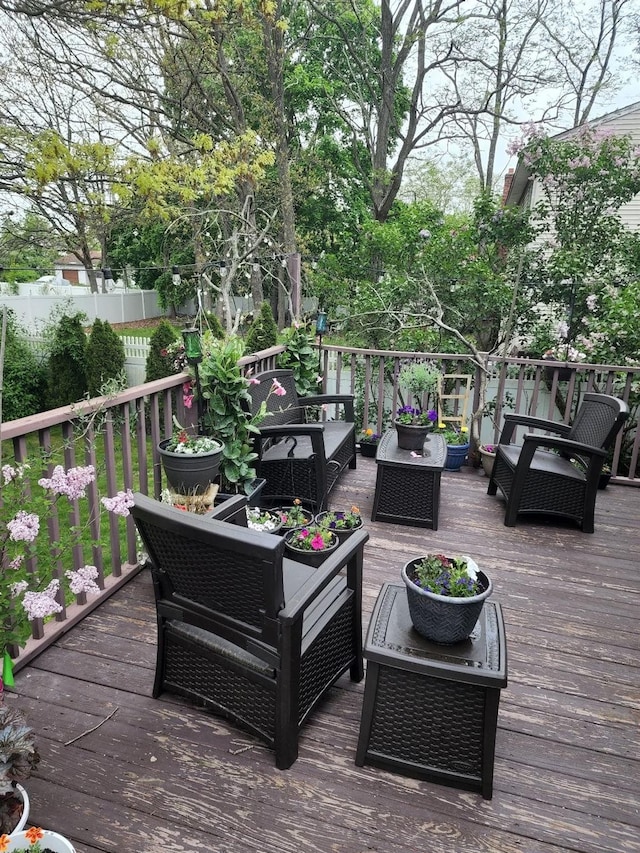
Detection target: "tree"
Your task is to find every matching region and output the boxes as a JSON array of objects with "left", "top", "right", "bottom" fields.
[
  {"left": 86, "top": 319, "right": 126, "bottom": 397},
  {"left": 0, "top": 210, "right": 63, "bottom": 282},
  {"left": 244, "top": 300, "right": 278, "bottom": 354},
  {"left": 45, "top": 313, "right": 88, "bottom": 407}
]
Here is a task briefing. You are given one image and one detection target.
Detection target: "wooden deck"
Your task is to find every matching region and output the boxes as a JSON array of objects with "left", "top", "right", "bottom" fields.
[{"left": 7, "top": 456, "right": 640, "bottom": 853}]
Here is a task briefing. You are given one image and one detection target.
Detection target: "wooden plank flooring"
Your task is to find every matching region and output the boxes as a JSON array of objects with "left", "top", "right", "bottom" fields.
[{"left": 7, "top": 456, "right": 640, "bottom": 853}]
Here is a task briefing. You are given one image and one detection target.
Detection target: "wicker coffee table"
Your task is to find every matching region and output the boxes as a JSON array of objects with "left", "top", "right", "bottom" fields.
[
  {"left": 371, "top": 430, "right": 446, "bottom": 529},
  {"left": 355, "top": 582, "right": 508, "bottom": 799}
]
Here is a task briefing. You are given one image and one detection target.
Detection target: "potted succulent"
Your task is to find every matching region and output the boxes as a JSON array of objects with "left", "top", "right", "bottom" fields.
[
  {"left": 401, "top": 553, "right": 492, "bottom": 644},
  {"left": 283, "top": 525, "right": 339, "bottom": 568},
  {"left": 314, "top": 506, "right": 363, "bottom": 543},
  {"left": 358, "top": 429, "right": 380, "bottom": 458},
  {"left": 277, "top": 499, "right": 314, "bottom": 532},
  {"left": 479, "top": 443, "right": 497, "bottom": 477},
  {"left": 1, "top": 827, "right": 76, "bottom": 852},
  {"left": 245, "top": 507, "right": 283, "bottom": 533},
  {"left": 0, "top": 703, "right": 39, "bottom": 838},
  {"left": 158, "top": 427, "right": 224, "bottom": 496}
]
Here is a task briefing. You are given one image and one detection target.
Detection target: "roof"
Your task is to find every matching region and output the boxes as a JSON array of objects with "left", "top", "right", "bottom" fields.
[
  {"left": 55, "top": 250, "right": 102, "bottom": 267},
  {"left": 504, "top": 100, "right": 640, "bottom": 207}
]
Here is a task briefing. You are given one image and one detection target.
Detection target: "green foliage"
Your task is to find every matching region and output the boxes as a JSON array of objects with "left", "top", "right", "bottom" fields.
[
  {"left": 276, "top": 322, "right": 319, "bottom": 396},
  {"left": 244, "top": 300, "right": 278, "bottom": 353},
  {"left": 145, "top": 319, "right": 180, "bottom": 382},
  {"left": 198, "top": 336, "right": 258, "bottom": 493},
  {"left": 0, "top": 210, "right": 61, "bottom": 283},
  {"left": 0, "top": 310, "right": 46, "bottom": 421},
  {"left": 203, "top": 311, "right": 225, "bottom": 340},
  {"left": 45, "top": 313, "right": 88, "bottom": 407},
  {"left": 86, "top": 319, "right": 126, "bottom": 397}
]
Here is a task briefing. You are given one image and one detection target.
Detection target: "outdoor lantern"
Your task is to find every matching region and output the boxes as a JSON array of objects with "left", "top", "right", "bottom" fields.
[
  {"left": 315, "top": 310, "right": 328, "bottom": 335},
  {"left": 102, "top": 267, "right": 115, "bottom": 291},
  {"left": 182, "top": 326, "right": 202, "bottom": 363},
  {"left": 172, "top": 265, "right": 181, "bottom": 287}
]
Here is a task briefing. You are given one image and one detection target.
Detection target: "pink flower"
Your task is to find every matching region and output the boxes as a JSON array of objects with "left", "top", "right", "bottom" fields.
[
  {"left": 248, "top": 377, "right": 261, "bottom": 385},
  {"left": 272, "top": 379, "right": 286, "bottom": 397},
  {"left": 7, "top": 511, "right": 40, "bottom": 543},
  {"left": 101, "top": 489, "right": 135, "bottom": 517},
  {"left": 65, "top": 565, "right": 101, "bottom": 595},
  {"left": 22, "top": 580, "right": 62, "bottom": 620},
  {"left": 311, "top": 534, "right": 326, "bottom": 551},
  {"left": 38, "top": 465, "right": 95, "bottom": 501}
]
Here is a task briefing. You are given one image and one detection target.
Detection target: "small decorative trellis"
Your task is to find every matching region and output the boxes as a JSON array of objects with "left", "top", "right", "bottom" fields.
[{"left": 437, "top": 374, "right": 472, "bottom": 430}]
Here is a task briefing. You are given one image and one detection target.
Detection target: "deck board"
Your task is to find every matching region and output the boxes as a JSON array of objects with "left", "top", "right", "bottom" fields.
[{"left": 7, "top": 456, "right": 640, "bottom": 853}]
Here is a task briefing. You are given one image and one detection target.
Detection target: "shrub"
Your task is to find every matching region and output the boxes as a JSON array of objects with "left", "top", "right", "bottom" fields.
[
  {"left": 45, "top": 313, "right": 88, "bottom": 407},
  {"left": 0, "top": 310, "right": 46, "bottom": 420},
  {"left": 244, "top": 300, "right": 278, "bottom": 353},
  {"left": 203, "top": 310, "right": 225, "bottom": 340},
  {"left": 145, "top": 319, "right": 180, "bottom": 382},
  {"left": 86, "top": 319, "right": 126, "bottom": 396}
]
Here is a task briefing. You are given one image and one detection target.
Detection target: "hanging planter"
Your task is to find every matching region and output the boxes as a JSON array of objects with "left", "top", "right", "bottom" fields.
[{"left": 401, "top": 554, "right": 492, "bottom": 644}]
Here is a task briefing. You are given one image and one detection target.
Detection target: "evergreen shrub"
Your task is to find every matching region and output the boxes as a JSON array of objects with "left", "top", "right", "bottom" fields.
[
  {"left": 86, "top": 319, "right": 126, "bottom": 396},
  {"left": 244, "top": 300, "right": 278, "bottom": 353},
  {"left": 46, "top": 313, "right": 88, "bottom": 407}
]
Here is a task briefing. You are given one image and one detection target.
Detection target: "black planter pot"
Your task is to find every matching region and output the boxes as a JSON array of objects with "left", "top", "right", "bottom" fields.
[
  {"left": 401, "top": 557, "right": 492, "bottom": 644},
  {"left": 214, "top": 477, "right": 266, "bottom": 507},
  {"left": 158, "top": 439, "right": 224, "bottom": 495},
  {"left": 394, "top": 420, "right": 431, "bottom": 451},
  {"left": 283, "top": 527, "right": 339, "bottom": 567},
  {"left": 359, "top": 442, "right": 378, "bottom": 458},
  {"left": 314, "top": 510, "right": 364, "bottom": 544}
]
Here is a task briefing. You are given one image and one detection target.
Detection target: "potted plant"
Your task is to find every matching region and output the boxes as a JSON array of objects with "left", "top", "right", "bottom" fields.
[
  {"left": 314, "top": 506, "right": 363, "bottom": 543},
  {"left": 358, "top": 429, "right": 380, "bottom": 458},
  {"left": 438, "top": 425, "right": 470, "bottom": 471},
  {"left": 1, "top": 827, "right": 76, "bottom": 852},
  {"left": 158, "top": 427, "right": 225, "bottom": 496},
  {"left": 401, "top": 553, "right": 492, "bottom": 644},
  {"left": 479, "top": 443, "right": 497, "bottom": 477},
  {"left": 277, "top": 499, "right": 314, "bottom": 532},
  {"left": 283, "top": 525, "right": 339, "bottom": 568},
  {"left": 394, "top": 362, "right": 440, "bottom": 451},
  {"left": 0, "top": 704, "right": 39, "bottom": 838},
  {"left": 245, "top": 507, "right": 283, "bottom": 533}
]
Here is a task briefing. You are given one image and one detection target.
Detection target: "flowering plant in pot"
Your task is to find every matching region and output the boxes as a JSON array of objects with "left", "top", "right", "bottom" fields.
[
  {"left": 158, "top": 424, "right": 225, "bottom": 497},
  {"left": 401, "top": 553, "right": 492, "bottom": 644},
  {"left": 358, "top": 429, "right": 380, "bottom": 458},
  {"left": 394, "top": 406, "right": 438, "bottom": 451},
  {"left": 479, "top": 444, "right": 497, "bottom": 477},
  {"left": 277, "top": 499, "right": 313, "bottom": 531},
  {"left": 0, "top": 703, "right": 39, "bottom": 837},
  {"left": 315, "top": 506, "right": 363, "bottom": 543},
  {"left": 245, "top": 507, "right": 283, "bottom": 533},
  {"left": 284, "top": 525, "right": 339, "bottom": 567},
  {"left": 0, "top": 826, "right": 76, "bottom": 852}
]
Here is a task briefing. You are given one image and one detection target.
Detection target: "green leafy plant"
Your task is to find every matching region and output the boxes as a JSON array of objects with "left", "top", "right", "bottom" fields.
[
  {"left": 316, "top": 507, "right": 362, "bottom": 531},
  {"left": 409, "top": 554, "right": 481, "bottom": 597},
  {"left": 278, "top": 500, "right": 313, "bottom": 529},
  {"left": 276, "top": 322, "right": 320, "bottom": 396},
  {"left": 145, "top": 320, "right": 180, "bottom": 383},
  {"left": 398, "top": 361, "right": 439, "bottom": 409},
  {"left": 244, "top": 300, "right": 278, "bottom": 354},
  {"left": 45, "top": 313, "right": 88, "bottom": 408},
  {"left": 85, "top": 319, "right": 126, "bottom": 397},
  {"left": 0, "top": 704, "right": 39, "bottom": 836},
  {"left": 437, "top": 425, "right": 469, "bottom": 445}
]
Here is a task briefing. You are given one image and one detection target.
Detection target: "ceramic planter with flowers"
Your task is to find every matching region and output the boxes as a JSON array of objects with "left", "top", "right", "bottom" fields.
[
  {"left": 401, "top": 554, "right": 492, "bottom": 644},
  {"left": 358, "top": 429, "right": 380, "bottom": 458},
  {"left": 158, "top": 429, "right": 224, "bottom": 496},
  {"left": 394, "top": 407, "right": 438, "bottom": 451},
  {"left": 314, "top": 506, "right": 363, "bottom": 543},
  {"left": 0, "top": 704, "right": 39, "bottom": 838},
  {"left": 284, "top": 525, "right": 339, "bottom": 568},
  {"left": 1, "top": 827, "right": 76, "bottom": 852},
  {"left": 479, "top": 444, "right": 497, "bottom": 477},
  {"left": 438, "top": 425, "right": 470, "bottom": 471}
]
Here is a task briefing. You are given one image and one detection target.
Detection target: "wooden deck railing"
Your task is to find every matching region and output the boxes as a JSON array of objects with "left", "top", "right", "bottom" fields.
[{"left": 2, "top": 342, "right": 638, "bottom": 674}]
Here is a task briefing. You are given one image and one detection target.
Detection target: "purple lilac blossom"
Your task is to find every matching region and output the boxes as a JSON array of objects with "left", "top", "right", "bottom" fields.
[
  {"left": 101, "top": 489, "right": 135, "bottom": 517},
  {"left": 38, "top": 464, "right": 96, "bottom": 500},
  {"left": 7, "top": 511, "right": 40, "bottom": 543},
  {"left": 65, "top": 565, "right": 101, "bottom": 595},
  {"left": 22, "top": 580, "right": 62, "bottom": 620}
]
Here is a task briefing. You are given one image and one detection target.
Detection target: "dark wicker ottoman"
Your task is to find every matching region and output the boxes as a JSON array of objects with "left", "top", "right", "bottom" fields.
[
  {"left": 355, "top": 583, "right": 507, "bottom": 799},
  {"left": 371, "top": 430, "right": 446, "bottom": 529}
]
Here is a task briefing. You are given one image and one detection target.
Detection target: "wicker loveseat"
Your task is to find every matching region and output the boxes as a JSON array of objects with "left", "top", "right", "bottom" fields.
[{"left": 247, "top": 368, "right": 357, "bottom": 511}]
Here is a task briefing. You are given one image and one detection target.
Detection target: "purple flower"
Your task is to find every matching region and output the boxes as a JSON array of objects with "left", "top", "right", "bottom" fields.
[
  {"left": 38, "top": 464, "right": 96, "bottom": 501},
  {"left": 66, "top": 565, "right": 101, "bottom": 595},
  {"left": 101, "top": 489, "right": 135, "bottom": 517},
  {"left": 7, "top": 511, "right": 40, "bottom": 543},
  {"left": 22, "top": 580, "right": 62, "bottom": 620}
]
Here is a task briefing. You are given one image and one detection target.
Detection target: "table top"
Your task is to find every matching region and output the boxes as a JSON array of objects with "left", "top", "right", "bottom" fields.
[
  {"left": 376, "top": 430, "right": 446, "bottom": 469},
  {"left": 364, "top": 582, "right": 507, "bottom": 687}
]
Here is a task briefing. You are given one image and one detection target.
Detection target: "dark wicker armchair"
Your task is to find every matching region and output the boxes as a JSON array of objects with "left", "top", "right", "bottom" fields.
[
  {"left": 487, "top": 393, "right": 628, "bottom": 533},
  {"left": 246, "top": 368, "right": 356, "bottom": 511},
  {"left": 131, "top": 492, "right": 368, "bottom": 769}
]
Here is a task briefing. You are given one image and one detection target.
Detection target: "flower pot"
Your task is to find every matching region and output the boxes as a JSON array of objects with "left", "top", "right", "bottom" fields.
[
  {"left": 445, "top": 442, "right": 470, "bottom": 471},
  {"left": 479, "top": 447, "right": 496, "bottom": 478},
  {"left": 544, "top": 364, "right": 573, "bottom": 382},
  {"left": 4, "top": 829, "right": 76, "bottom": 852},
  {"left": 245, "top": 507, "right": 283, "bottom": 533},
  {"left": 3, "top": 784, "right": 30, "bottom": 837},
  {"left": 158, "top": 438, "right": 224, "bottom": 495},
  {"left": 394, "top": 420, "right": 431, "bottom": 451},
  {"left": 359, "top": 442, "right": 378, "bottom": 458},
  {"left": 401, "top": 558, "right": 492, "bottom": 644},
  {"left": 314, "top": 510, "right": 363, "bottom": 544},
  {"left": 276, "top": 506, "right": 314, "bottom": 533},
  {"left": 598, "top": 471, "right": 612, "bottom": 490},
  {"left": 284, "top": 527, "right": 340, "bottom": 567},
  {"left": 214, "top": 477, "right": 266, "bottom": 507}
]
